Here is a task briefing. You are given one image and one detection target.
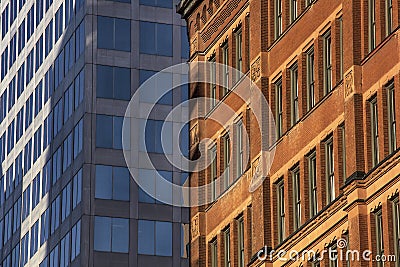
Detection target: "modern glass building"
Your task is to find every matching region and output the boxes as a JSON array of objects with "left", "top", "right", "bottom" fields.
[{"left": 0, "top": 0, "right": 190, "bottom": 266}]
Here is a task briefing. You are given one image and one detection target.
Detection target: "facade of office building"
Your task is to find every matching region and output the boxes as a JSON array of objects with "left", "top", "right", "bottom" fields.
[
  {"left": 0, "top": 0, "right": 190, "bottom": 266},
  {"left": 178, "top": 0, "right": 400, "bottom": 266}
]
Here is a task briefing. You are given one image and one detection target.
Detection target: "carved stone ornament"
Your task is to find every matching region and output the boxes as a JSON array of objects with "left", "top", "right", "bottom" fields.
[
  {"left": 191, "top": 214, "right": 200, "bottom": 239},
  {"left": 251, "top": 57, "right": 261, "bottom": 82},
  {"left": 344, "top": 70, "right": 354, "bottom": 98}
]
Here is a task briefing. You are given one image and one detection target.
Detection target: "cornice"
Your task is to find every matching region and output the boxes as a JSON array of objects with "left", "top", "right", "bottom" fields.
[{"left": 177, "top": 0, "right": 202, "bottom": 19}]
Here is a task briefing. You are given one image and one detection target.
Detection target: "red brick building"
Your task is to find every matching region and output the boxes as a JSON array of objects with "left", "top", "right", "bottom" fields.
[{"left": 177, "top": 0, "right": 400, "bottom": 266}]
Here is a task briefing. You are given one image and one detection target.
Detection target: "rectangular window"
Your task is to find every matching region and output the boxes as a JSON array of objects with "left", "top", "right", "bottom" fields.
[
  {"left": 308, "top": 151, "right": 318, "bottom": 217},
  {"left": 98, "top": 16, "right": 131, "bottom": 52},
  {"left": 211, "top": 239, "right": 218, "bottom": 267},
  {"left": 210, "top": 144, "right": 217, "bottom": 201},
  {"left": 52, "top": 146, "right": 62, "bottom": 184},
  {"left": 237, "top": 217, "right": 245, "bottom": 267},
  {"left": 97, "top": 65, "right": 131, "bottom": 100},
  {"left": 222, "top": 43, "right": 229, "bottom": 93},
  {"left": 10, "top": 34, "right": 16, "bottom": 67},
  {"left": 42, "top": 160, "right": 51, "bottom": 198},
  {"left": 54, "top": 50, "right": 64, "bottom": 88},
  {"left": 138, "top": 169, "right": 172, "bottom": 204},
  {"left": 290, "top": 0, "right": 297, "bottom": 23},
  {"left": 140, "top": 119, "right": 173, "bottom": 154},
  {"left": 385, "top": 0, "right": 393, "bottom": 36},
  {"left": 64, "top": 84, "right": 73, "bottom": 123},
  {"left": 49, "top": 244, "right": 59, "bottom": 267},
  {"left": 36, "top": 0, "right": 44, "bottom": 27},
  {"left": 13, "top": 197, "right": 22, "bottom": 232},
  {"left": 387, "top": 81, "right": 396, "bottom": 154},
  {"left": 236, "top": 29, "right": 243, "bottom": 80},
  {"left": 12, "top": 244, "right": 20, "bottom": 267},
  {"left": 27, "top": 6, "right": 34, "bottom": 40},
  {"left": 43, "top": 112, "right": 53, "bottom": 150},
  {"left": 209, "top": 56, "right": 217, "bottom": 109},
  {"left": 62, "top": 133, "right": 72, "bottom": 171},
  {"left": 375, "top": 210, "right": 384, "bottom": 267},
  {"left": 275, "top": 79, "right": 283, "bottom": 137},
  {"left": 40, "top": 208, "right": 50, "bottom": 245},
  {"left": 236, "top": 119, "right": 244, "bottom": 178},
  {"left": 95, "top": 165, "right": 130, "bottom": 201},
  {"left": 326, "top": 137, "right": 335, "bottom": 203},
  {"left": 71, "top": 220, "right": 81, "bottom": 261},
  {"left": 53, "top": 99, "right": 63, "bottom": 137},
  {"left": 24, "top": 139, "right": 33, "bottom": 174},
  {"left": 75, "top": 22, "right": 85, "bottom": 60},
  {"left": 306, "top": 48, "right": 315, "bottom": 110},
  {"left": 44, "top": 66, "right": 54, "bottom": 103},
  {"left": 1, "top": 5, "right": 9, "bottom": 39},
  {"left": 64, "top": 35, "right": 75, "bottom": 74},
  {"left": 340, "top": 124, "right": 346, "bottom": 182},
  {"left": 292, "top": 166, "right": 301, "bottom": 230},
  {"left": 323, "top": 31, "right": 332, "bottom": 94},
  {"left": 30, "top": 220, "right": 39, "bottom": 256},
  {"left": 17, "top": 63, "right": 25, "bottom": 98},
  {"left": 45, "top": 20, "right": 53, "bottom": 57},
  {"left": 18, "top": 20, "right": 26, "bottom": 54},
  {"left": 72, "top": 169, "right": 82, "bottom": 209},
  {"left": 10, "top": 0, "right": 17, "bottom": 25},
  {"left": 32, "top": 174, "right": 40, "bottom": 210},
  {"left": 35, "top": 81, "right": 43, "bottom": 117},
  {"left": 60, "top": 232, "right": 70, "bottom": 267},
  {"left": 4, "top": 208, "right": 12, "bottom": 245},
  {"left": 73, "top": 119, "right": 83, "bottom": 158},
  {"left": 96, "top": 115, "right": 124, "bottom": 149},
  {"left": 139, "top": 21, "right": 172, "bottom": 56},
  {"left": 369, "top": 0, "right": 376, "bottom": 52},
  {"left": 223, "top": 133, "right": 231, "bottom": 189},
  {"left": 21, "top": 232, "right": 29, "bottom": 266},
  {"left": 392, "top": 198, "right": 400, "bottom": 267},
  {"left": 8, "top": 77, "right": 16, "bottom": 111},
  {"left": 25, "top": 93, "right": 33, "bottom": 129},
  {"left": 22, "top": 185, "right": 31, "bottom": 221},
  {"left": 329, "top": 245, "right": 338, "bottom": 267},
  {"left": 55, "top": 4, "right": 64, "bottom": 42},
  {"left": 50, "top": 195, "right": 60, "bottom": 234},
  {"left": 74, "top": 68, "right": 84, "bottom": 109},
  {"left": 138, "top": 220, "right": 172, "bottom": 256},
  {"left": 290, "top": 64, "right": 299, "bottom": 125},
  {"left": 370, "top": 97, "right": 379, "bottom": 166},
  {"left": 339, "top": 17, "right": 344, "bottom": 80},
  {"left": 224, "top": 227, "right": 231, "bottom": 267},
  {"left": 65, "top": 0, "right": 73, "bottom": 25},
  {"left": 1, "top": 47, "right": 8, "bottom": 80},
  {"left": 277, "top": 179, "right": 285, "bottom": 242},
  {"left": 275, "top": 0, "right": 282, "bottom": 38},
  {"left": 94, "top": 216, "right": 129, "bottom": 253},
  {"left": 61, "top": 182, "right": 71, "bottom": 222}
]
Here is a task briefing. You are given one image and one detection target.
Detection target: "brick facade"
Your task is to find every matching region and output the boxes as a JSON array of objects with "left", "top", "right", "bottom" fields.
[{"left": 178, "top": 0, "right": 400, "bottom": 266}]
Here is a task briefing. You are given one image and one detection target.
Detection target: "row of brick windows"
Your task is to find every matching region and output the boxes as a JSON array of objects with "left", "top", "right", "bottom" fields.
[
  {"left": 273, "top": 19, "right": 343, "bottom": 138},
  {"left": 273, "top": 0, "right": 394, "bottom": 49},
  {"left": 209, "top": 210, "right": 250, "bottom": 267},
  {"left": 274, "top": 78, "right": 398, "bottom": 244},
  {"left": 274, "top": 126, "right": 345, "bottom": 244}
]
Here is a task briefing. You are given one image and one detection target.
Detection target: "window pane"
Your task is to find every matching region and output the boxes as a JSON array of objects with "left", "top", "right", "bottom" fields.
[
  {"left": 97, "top": 65, "right": 113, "bottom": 99},
  {"left": 96, "top": 115, "right": 113, "bottom": 148},
  {"left": 114, "top": 67, "right": 131, "bottom": 100},
  {"left": 97, "top": 17, "right": 113, "bottom": 49},
  {"left": 157, "top": 24, "right": 172, "bottom": 56},
  {"left": 95, "top": 165, "right": 112, "bottom": 199},
  {"left": 111, "top": 218, "right": 129, "bottom": 253},
  {"left": 113, "top": 116, "right": 123, "bottom": 149},
  {"left": 113, "top": 167, "right": 130, "bottom": 201},
  {"left": 138, "top": 220, "right": 155, "bottom": 255},
  {"left": 94, "top": 216, "right": 111, "bottom": 251},
  {"left": 115, "top": 19, "right": 130, "bottom": 51},
  {"left": 156, "top": 221, "right": 172, "bottom": 256},
  {"left": 139, "top": 22, "right": 155, "bottom": 54}
]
